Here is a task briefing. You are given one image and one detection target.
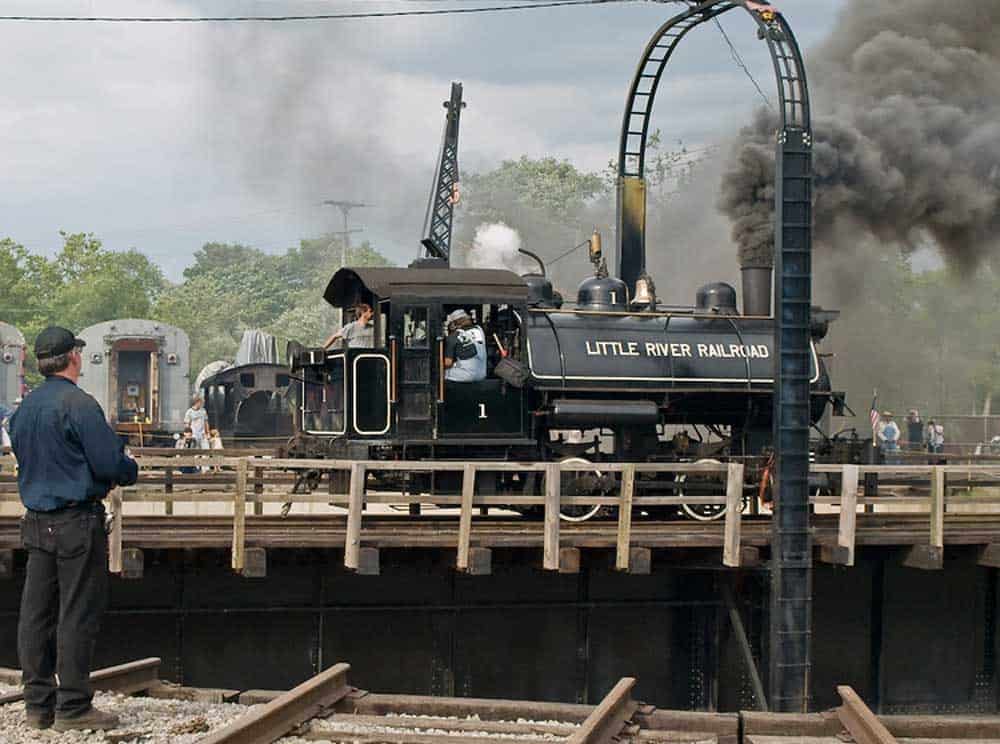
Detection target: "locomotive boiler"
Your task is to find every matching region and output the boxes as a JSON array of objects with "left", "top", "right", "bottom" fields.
[{"left": 288, "top": 244, "right": 845, "bottom": 519}]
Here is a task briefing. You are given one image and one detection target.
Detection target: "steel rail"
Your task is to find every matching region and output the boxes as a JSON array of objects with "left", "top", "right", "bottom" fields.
[
  {"left": 0, "top": 657, "right": 161, "bottom": 705},
  {"left": 196, "top": 662, "right": 350, "bottom": 744},
  {"left": 566, "top": 677, "right": 638, "bottom": 744},
  {"left": 836, "top": 686, "right": 899, "bottom": 744}
]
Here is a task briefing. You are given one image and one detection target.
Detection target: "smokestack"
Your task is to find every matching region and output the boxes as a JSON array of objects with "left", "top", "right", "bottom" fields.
[{"left": 741, "top": 266, "right": 772, "bottom": 316}]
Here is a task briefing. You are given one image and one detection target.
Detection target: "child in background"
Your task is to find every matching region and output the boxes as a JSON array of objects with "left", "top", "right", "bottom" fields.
[{"left": 209, "top": 428, "right": 223, "bottom": 450}]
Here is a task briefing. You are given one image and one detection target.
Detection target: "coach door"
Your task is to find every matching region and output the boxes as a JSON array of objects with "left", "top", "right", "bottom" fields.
[{"left": 394, "top": 304, "right": 436, "bottom": 439}]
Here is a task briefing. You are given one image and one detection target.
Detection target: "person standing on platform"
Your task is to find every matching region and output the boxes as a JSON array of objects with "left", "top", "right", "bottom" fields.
[
  {"left": 877, "top": 411, "right": 901, "bottom": 463},
  {"left": 905, "top": 409, "right": 924, "bottom": 451},
  {"left": 0, "top": 410, "right": 10, "bottom": 450},
  {"left": 9, "top": 326, "right": 138, "bottom": 732},
  {"left": 927, "top": 419, "right": 945, "bottom": 454},
  {"left": 184, "top": 394, "right": 210, "bottom": 449}
]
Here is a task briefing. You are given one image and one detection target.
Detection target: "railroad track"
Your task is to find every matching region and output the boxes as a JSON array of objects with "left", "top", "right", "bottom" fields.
[
  {"left": 203, "top": 665, "right": 641, "bottom": 744},
  {"left": 4, "top": 658, "right": 998, "bottom": 743},
  {"left": 0, "top": 657, "right": 161, "bottom": 706}
]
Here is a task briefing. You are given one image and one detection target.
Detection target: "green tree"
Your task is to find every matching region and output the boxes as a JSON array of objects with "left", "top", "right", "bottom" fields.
[
  {"left": 51, "top": 232, "right": 164, "bottom": 330},
  {"left": 463, "top": 155, "right": 607, "bottom": 228},
  {"left": 156, "top": 236, "right": 393, "bottom": 374},
  {"left": 0, "top": 232, "right": 164, "bottom": 384}
]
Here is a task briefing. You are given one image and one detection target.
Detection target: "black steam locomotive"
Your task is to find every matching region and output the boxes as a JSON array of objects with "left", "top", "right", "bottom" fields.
[
  {"left": 287, "top": 245, "right": 849, "bottom": 521},
  {"left": 202, "top": 363, "right": 294, "bottom": 446}
]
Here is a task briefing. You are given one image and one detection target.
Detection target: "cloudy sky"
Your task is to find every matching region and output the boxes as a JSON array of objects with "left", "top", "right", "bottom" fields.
[{"left": 1, "top": 0, "right": 846, "bottom": 278}]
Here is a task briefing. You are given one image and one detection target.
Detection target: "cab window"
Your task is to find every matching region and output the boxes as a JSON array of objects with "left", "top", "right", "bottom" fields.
[{"left": 404, "top": 308, "right": 429, "bottom": 348}]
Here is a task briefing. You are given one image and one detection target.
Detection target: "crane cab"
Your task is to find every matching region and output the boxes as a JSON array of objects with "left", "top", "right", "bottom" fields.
[{"left": 291, "top": 267, "right": 531, "bottom": 449}]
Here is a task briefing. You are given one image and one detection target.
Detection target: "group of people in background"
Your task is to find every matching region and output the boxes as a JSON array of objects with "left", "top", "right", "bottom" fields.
[
  {"left": 877, "top": 409, "right": 946, "bottom": 460},
  {"left": 174, "top": 394, "right": 222, "bottom": 451}
]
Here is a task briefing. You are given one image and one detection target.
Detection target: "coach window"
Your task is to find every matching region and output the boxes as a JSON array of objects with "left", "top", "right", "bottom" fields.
[{"left": 404, "top": 307, "right": 429, "bottom": 348}]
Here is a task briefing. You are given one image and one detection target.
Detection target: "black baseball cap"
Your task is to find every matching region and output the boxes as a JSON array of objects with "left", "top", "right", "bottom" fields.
[{"left": 34, "top": 326, "right": 85, "bottom": 360}]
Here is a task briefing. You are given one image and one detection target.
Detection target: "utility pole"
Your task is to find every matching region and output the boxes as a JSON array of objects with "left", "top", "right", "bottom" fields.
[{"left": 323, "top": 200, "right": 369, "bottom": 267}]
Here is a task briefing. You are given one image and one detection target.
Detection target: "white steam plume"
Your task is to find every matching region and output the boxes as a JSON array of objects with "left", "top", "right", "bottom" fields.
[{"left": 465, "top": 222, "right": 532, "bottom": 273}]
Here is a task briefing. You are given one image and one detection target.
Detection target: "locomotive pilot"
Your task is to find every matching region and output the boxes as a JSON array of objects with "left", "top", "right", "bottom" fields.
[{"left": 443, "top": 309, "right": 486, "bottom": 382}]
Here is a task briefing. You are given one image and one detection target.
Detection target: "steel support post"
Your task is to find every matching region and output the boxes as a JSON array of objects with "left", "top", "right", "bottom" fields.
[{"left": 769, "top": 126, "right": 813, "bottom": 712}]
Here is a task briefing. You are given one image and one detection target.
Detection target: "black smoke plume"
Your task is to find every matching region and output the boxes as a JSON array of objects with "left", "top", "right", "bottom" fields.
[{"left": 718, "top": 0, "right": 1000, "bottom": 273}]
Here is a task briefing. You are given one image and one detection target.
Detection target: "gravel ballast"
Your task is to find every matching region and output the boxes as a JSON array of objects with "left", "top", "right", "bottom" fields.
[{"left": 0, "top": 690, "right": 246, "bottom": 744}]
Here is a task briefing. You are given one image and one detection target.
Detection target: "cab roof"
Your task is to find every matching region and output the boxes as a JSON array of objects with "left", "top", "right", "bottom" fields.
[{"left": 324, "top": 266, "right": 529, "bottom": 308}]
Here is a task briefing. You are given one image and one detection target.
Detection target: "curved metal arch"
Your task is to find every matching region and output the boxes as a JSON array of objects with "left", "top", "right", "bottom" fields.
[
  {"left": 618, "top": 0, "right": 809, "bottom": 180},
  {"left": 615, "top": 0, "right": 811, "bottom": 290}
]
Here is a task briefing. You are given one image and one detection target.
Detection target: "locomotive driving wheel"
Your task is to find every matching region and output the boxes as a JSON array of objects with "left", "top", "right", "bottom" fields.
[
  {"left": 677, "top": 458, "right": 729, "bottom": 522},
  {"left": 558, "top": 456, "right": 608, "bottom": 523}
]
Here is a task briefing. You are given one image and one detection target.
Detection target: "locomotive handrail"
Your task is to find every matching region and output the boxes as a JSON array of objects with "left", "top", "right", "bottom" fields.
[
  {"left": 437, "top": 336, "right": 445, "bottom": 402},
  {"left": 527, "top": 306, "right": 773, "bottom": 320},
  {"left": 389, "top": 336, "right": 398, "bottom": 403}
]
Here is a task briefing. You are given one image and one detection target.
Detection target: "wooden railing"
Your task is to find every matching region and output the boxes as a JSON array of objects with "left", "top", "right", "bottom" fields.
[{"left": 4, "top": 451, "right": 1000, "bottom": 575}]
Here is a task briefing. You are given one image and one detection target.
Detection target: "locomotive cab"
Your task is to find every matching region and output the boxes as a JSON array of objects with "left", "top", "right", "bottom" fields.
[{"left": 292, "top": 266, "right": 531, "bottom": 448}]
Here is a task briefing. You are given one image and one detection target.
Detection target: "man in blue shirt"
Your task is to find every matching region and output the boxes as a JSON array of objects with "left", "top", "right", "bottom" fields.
[{"left": 10, "top": 326, "right": 138, "bottom": 732}]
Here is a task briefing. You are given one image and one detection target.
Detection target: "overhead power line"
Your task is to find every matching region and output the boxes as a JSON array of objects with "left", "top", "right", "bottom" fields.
[
  {"left": 0, "top": 0, "right": 637, "bottom": 23},
  {"left": 711, "top": 16, "right": 774, "bottom": 112}
]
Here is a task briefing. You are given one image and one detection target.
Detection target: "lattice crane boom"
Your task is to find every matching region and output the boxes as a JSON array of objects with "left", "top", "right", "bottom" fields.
[{"left": 421, "top": 82, "right": 465, "bottom": 263}]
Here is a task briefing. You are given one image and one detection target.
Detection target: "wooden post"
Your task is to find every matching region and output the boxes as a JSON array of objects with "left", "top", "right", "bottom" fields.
[
  {"left": 930, "top": 466, "right": 945, "bottom": 550},
  {"left": 108, "top": 488, "right": 123, "bottom": 575},
  {"left": 164, "top": 466, "right": 174, "bottom": 516},
  {"left": 345, "top": 463, "right": 366, "bottom": 571},
  {"left": 543, "top": 463, "right": 560, "bottom": 571},
  {"left": 457, "top": 464, "right": 475, "bottom": 572},
  {"left": 615, "top": 464, "right": 636, "bottom": 571},
  {"left": 723, "top": 462, "right": 745, "bottom": 568},
  {"left": 231, "top": 458, "right": 248, "bottom": 573},
  {"left": 838, "top": 464, "right": 859, "bottom": 567},
  {"left": 253, "top": 466, "right": 263, "bottom": 516}
]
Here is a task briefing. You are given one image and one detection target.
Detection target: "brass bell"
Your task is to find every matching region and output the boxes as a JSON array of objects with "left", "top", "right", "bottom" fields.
[{"left": 633, "top": 273, "right": 657, "bottom": 310}]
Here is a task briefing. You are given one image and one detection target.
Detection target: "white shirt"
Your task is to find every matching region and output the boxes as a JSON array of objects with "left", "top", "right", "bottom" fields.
[
  {"left": 928, "top": 424, "right": 945, "bottom": 447},
  {"left": 878, "top": 421, "right": 900, "bottom": 444},
  {"left": 184, "top": 406, "right": 209, "bottom": 440},
  {"left": 340, "top": 320, "right": 374, "bottom": 349},
  {"left": 445, "top": 326, "right": 487, "bottom": 382}
]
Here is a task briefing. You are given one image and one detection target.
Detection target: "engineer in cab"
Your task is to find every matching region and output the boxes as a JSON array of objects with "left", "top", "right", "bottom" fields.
[{"left": 443, "top": 309, "right": 486, "bottom": 382}]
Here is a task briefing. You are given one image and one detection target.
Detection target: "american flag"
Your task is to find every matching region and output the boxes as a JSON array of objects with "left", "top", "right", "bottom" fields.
[{"left": 870, "top": 391, "right": 880, "bottom": 439}]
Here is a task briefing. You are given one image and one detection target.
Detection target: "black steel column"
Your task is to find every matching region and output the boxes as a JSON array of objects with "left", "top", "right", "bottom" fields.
[
  {"left": 769, "top": 126, "right": 813, "bottom": 712},
  {"left": 613, "top": 1, "right": 815, "bottom": 708}
]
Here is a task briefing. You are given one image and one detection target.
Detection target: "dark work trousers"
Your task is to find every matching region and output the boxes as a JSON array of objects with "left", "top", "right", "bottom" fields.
[{"left": 18, "top": 503, "right": 109, "bottom": 717}]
